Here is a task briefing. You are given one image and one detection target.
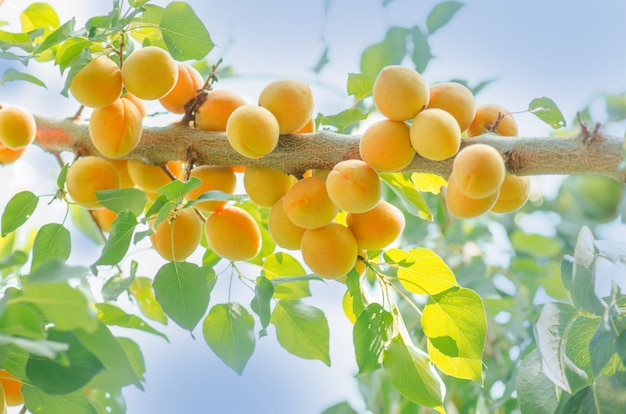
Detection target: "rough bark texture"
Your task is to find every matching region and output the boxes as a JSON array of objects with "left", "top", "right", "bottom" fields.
[{"left": 34, "top": 115, "right": 626, "bottom": 182}]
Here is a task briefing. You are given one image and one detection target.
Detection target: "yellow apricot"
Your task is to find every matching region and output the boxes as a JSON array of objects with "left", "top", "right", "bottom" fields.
[
  {"left": 268, "top": 196, "right": 306, "bottom": 250},
  {"left": 186, "top": 166, "right": 237, "bottom": 211},
  {"left": 0, "top": 106, "right": 36, "bottom": 149},
  {"left": 427, "top": 82, "right": 476, "bottom": 132},
  {"left": 303, "top": 169, "right": 331, "bottom": 179},
  {"left": 126, "top": 160, "right": 171, "bottom": 193},
  {"left": 150, "top": 206, "right": 202, "bottom": 261},
  {"left": 293, "top": 117, "right": 315, "bottom": 134},
  {"left": 166, "top": 160, "right": 186, "bottom": 180},
  {"left": 123, "top": 92, "right": 147, "bottom": 118},
  {"left": 283, "top": 176, "right": 338, "bottom": 229},
  {"left": 243, "top": 167, "right": 296, "bottom": 208},
  {"left": 301, "top": 223, "right": 358, "bottom": 279},
  {"left": 490, "top": 175, "right": 530, "bottom": 214},
  {"left": 121, "top": 46, "right": 178, "bottom": 100},
  {"left": 326, "top": 160, "right": 381, "bottom": 213},
  {"left": 195, "top": 89, "right": 247, "bottom": 131},
  {"left": 0, "top": 142, "right": 25, "bottom": 165},
  {"left": 258, "top": 79, "right": 314, "bottom": 134},
  {"left": 451, "top": 143, "right": 505, "bottom": 198},
  {"left": 0, "top": 369, "right": 23, "bottom": 406},
  {"left": 92, "top": 208, "right": 117, "bottom": 233},
  {"left": 89, "top": 97, "right": 143, "bottom": 159},
  {"left": 373, "top": 65, "right": 429, "bottom": 121},
  {"left": 445, "top": 172, "right": 499, "bottom": 219},
  {"left": 70, "top": 56, "right": 123, "bottom": 108},
  {"left": 106, "top": 160, "right": 134, "bottom": 188},
  {"left": 410, "top": 108, "right": 461, "bottom": 161},
  {"left": 226, "top": 105, "right": 280, "bottom": 159},
  {"left": 467, "top": 103, "right": 518, "bottom": 137},
  {"left": 66, "top": 156, "right": 121, "bottom": 209},
  {"left": 205, "top": 206, "right": 262, "bottom": 261},
  {"left": 159, "top": 63, "right": 204, "bottom": 114},
  {"left": 359, "top": 119, "right": 415, "bottom": 171},
  {"left": 346, "top": 200, "right": 405, "bottom": 250}
]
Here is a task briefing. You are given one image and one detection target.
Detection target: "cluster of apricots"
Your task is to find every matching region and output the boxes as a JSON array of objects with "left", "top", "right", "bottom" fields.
[{"left": 0, "top": 104, "right": 36, "bottom": 165}]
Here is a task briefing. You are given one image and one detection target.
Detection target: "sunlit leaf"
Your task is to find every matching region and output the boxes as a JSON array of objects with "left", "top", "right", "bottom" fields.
[
  {"left": 159, "top": 1, "right": 214, "bottom": 60},
  {"left": 0, "top": 302, "right": 44, "bottom": 339},
  {"left": 250, "top": 276, "right": 274, "bottom": 337},
  {"left": 528, "top": 97, "right": 566, "bottom": 129},
  {"left": 426, "top": 1, "right": 464, "bottom": 35},
  {"left": 95, "top": 303, "right": 168, "bottom": 341},
  {"left": 35, "top": 18, "right": 78, "bottom": 54},
  {"left": 0, "top": 29, "right": 34, "bottom": 52},
  {"left": 385, "top": 248, "right": 457, "bottom": 295},
  {"left": 0, "top": 333, "right": 68, "bottom": 359},
  {"left": 410, "top": 25, "right": 433, "bottom": 74},
  {"left": 381, "top": 173, "right": 432, "bottom": 221},
  {"left": 516, "top": 350, "right": 559, "bottom": 414},
  {"left": 561, "top": 373, "right": 626, "bottom": 414},
  {"left": 262, "top": 252, "right": 310, "bottom": 300},
  {"left": 23, "top": 385, "right": 97, "bottom": 414},
  {"left": 93, "top": 211, "right": 138, "bottom": 267},
  {"left": 96, "top": 188, "right": 147, "bottom": 216},
  {"left": 317, "top": 108, "right": 369, "bottom": 134},
  {"left": 29, "top": 260, "right": 88, "bottom": 284},
  {"left": 411, "top": 173, "right": 446, "bottom": 195},
  {"left": 347, "top": 73, "right": 377, "bottom": 101},
  {"left": 572, "top": 226, "right": 606, "bottom": 315},
  {"left": 359, "top": 26, "right": 407, "bottom": 74},
  {"left": 31, "top": 223, "right": 71, "bottom": 271},
  {"left": 1, "top": 68, "right": 46, "bottom": 88},
  {"left": 353, "top": 303, "right": 393, "bottom": 374},
  {"left": 156, "top": 178, "right": 201, "bottom": 201},
  {"left": 89, "top": 389, "right": 126, "bottom": 414},
  {"left": 1, "top": 190, "right": 38, "bottom": 237},
  {"left": 129, "top": 276, "right": 168, "bottom": 324}
]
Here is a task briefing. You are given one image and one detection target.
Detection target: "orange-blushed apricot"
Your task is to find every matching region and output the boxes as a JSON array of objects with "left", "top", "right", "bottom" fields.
[
  {"left": 427, "top": 82, "right": 476, "bottom": 132},
  {"left": 451, "top": 143, "right": 505, "bottom": 199},
  {"left": 121, "top": 46, "right": 178, "bottom": 100},
  {"left": 243, "top": 167, "right": 296, "bottom": 208},
  {"left": 107, "top": 159, "right": 135, "bottom": 188},
  {"left": 123, "top": 92, "right": 147, "bottom": 118},
  {"left": 490, "top": 175, "right": 530, "bottom": 213},
  {"left": 0, "top": 142, "right": 25, "bottom": 165},
  {"left": 466, "top": 103, "right": 518, "bottom": 137},
  {"left": 126, "top": 160, "right": 171, "bottom": 193},
  {"left": 346, "top": 200, "right": 405, "bottom": 250},
  {"left": 373, "top": 65, "right": 429, "bottom": 121},
  {"left": 92, "top": 208, "right": 118, "bottom": 233},
  {"left": 409, "top": 108, "right": 461, "bottom": 161},
  {"left": 268, "top": 196, "right": 306, "bottom": 250},
  {"left": 195, "top": 89, "right": 247, "bottom": 131},
  {"left": 0, "top": 369, "right": 23, "bottom": 406},
  {"left": 66, "top": 156, "right": 121, "bottom": 209},
  {"left": 89, "top": 97, "right": 143, "bottom": 158},
  {"left": 258, "top": 79, "right": 314, "bottom": 134},
  {"left": 0, "top": 106, "right": 36, "bottom": 149},
  {"left": 186, "top": 166, "right": 237, "bottom": 211},
  {"left": 283, "top": 176, "right": 338, "bottom": 229},
  {"left": 205, "top": 206, "right": 262, "bottom": 261},
  {"left": 326, "top": 159, "right": 381, "bottom": 213},
  {"left": 150, "top": 206, "right": 202, "bottom": 261},
  {"left": 293, "top": 117, "right": 315, "bottom": 134},
  {"left": 445, "top": 172, "right": 499, "bottom": 219},
  {"left": 159, "top": 63, "right": 204, "bottom": 114},
  {"left": 359, "top": 119, "right": 415, "bottom": 171},
  {"left": 70, "top": 56, "right": 123, "bottom": 108},
  {"left": 226, "top": 104, "right": 280, "bottom": 158},
  {"left": 301, "top": 223, "right": 358, "bottom": 279}
]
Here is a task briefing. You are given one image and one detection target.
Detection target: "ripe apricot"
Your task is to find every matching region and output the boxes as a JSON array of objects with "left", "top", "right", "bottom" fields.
[
  {"left": 346, "top": 200, "right": 405, "bottom": 250},
  {"left": 150, "top": 206, "right": 202, "bottom": 261},
  {"left": 467, "top": 103, "right": 518, "bottom": 137},
  {"left": 293, "top": 117, "right": 315, "bottom": 134},
  {"left": 258, "top": 79, "right": 314, "bottom": 134},
  {"left": 410, "top": 108, "right": 461, "bottom": 161},
  {"left": 92, "top": 208, "right": 118, "bottom": 233},
  {"left": 451, "top": 143, "right": 505, "bottom": 198},
  {"left": 243, "top": 167, "right": 296, "bottom": 208},
  {"left": 186, "top": 166, "right": 237, "bottom": 211},
  {"left": 195, "top": 89, "right": 247, "bottom": 131},
  {"left": 159, "top": 63, "right": 204, "bottom": 114},
  {"left": 70, "top": 56, "right": 123, "bottom": 108},
  {"left": 205, "top": 206, "right": 262, "bottom": 261},
  {"left": 283, "top": 176, "right": 338, "bottom": 229},
  {"left": 126, "top": 160, "right": 171, "bottom": 193},
  {"left": 107, "top": 159, "right": 135, "bottom": 188},
  {"left": 490, "top": 174, "right": 530, "bottom": 213},
  {"left": 123, "top": 92, "right": 147, "bottom": 118},
  {"left": 301, "top": 223, "right": 358, "bottom": 279},
  {"left": 0, "top": 369, "right": 23, "bottom": 406},
  {"left": 226, "top": 105, "right": 280, "bottom": 159},
  {"left": 359, "top": 119, "right": 415, "bottom": 171},
  {"left": 0, "top": 106, "right": 36, "bottom": 149},
  {"left": 373, "top": 66, "right": 429, "bottom": 121},
  {"left": 268, "top": 196, "right": 306, "bottom": 250},
  {"left": 66, "top": 156, "right": 121, "bottom": 209},
  {"left": 121, "top": 46, "right": 178, "bottom": 100},
  {"left": 427, "top": 82, "right": 476, "bottom": 132},
  {"left": 89, "top": 97, "right": 143, "bottom": 158},
  {"left": 0, "top": 142, "right": 25, "bottom": 165},
  {"left": 326, "top": 160, "right": 381, "bottom": 213},
  {"left": 445, "top": 173, "right": 499, "bottom": 219}
]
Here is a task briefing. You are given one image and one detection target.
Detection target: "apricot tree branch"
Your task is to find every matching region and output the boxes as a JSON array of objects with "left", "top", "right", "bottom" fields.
[{"left": 33, "top": 115, "right": 626, "bottom": 182}]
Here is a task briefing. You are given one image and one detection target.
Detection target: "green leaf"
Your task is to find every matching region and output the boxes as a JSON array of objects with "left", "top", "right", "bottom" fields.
[
  {"left": 590, "top": 327, "right": 623, "bottom": 377},
  {"left": 572, "top": 226, "right": 606, "bottom": 315},
  {"left": 563, "top": 315, "right": 598, "bottom": 393},
  {"left": 203, "top": 303, "right": 255, "bottom": 375},
  {"left": 70, "top": 205, "right": 105, "bottom": 246},
  {"left": 1, "top": 68, "right": 46, "bottom": 88},
  {"left": 55, "top": 38, "right": 94, "bottom": 73},
  {"left": 60, "top": 47, "right": 91, "bottom": 97},
  {"left": 344, "top": 269, "right": 366, "bottom": 323},
  {"left": 0, "top": 302, "right": 44, "bottom": 339},
  {"left": 321, "top": 401, "right": 359, "bottom": 414},
  {"left": 129, "top": 0, "right": 151, "bottom": 7},
  {"left": 129, "top": 276, "right": 168, "bottom": 324},
  {"left": 426, "top": 1, "right": 464, "bottom": 35},
  {"left": 347, "top": 73, "right": 377, "bottom": 101},
  {"left": 35, "top": 18, "right": 77, "bottom": 54},
  {"left": 95, "top": 303, "right": 168, "bottom": 341},
  {"left": 516, "top": 349, "right": 559, "bottom": 414},
  {"left": 250, "top": 276, "right": 274, "bottom": 337},
  {"left": 153, "top": 261, "right": 211, "bottom": 331},
  {"left": 271, "top": 300, "right": 330, "bottom": 365},
  {"left": 0, "top": 333, "right": 68, "bottom": 359},
  {"left": 21, "top": 2, "right": 60, "bottom": 35},
  {"left": 528, "top": 97, "right": 566, "bottom": 129},
  {"left": 23, "top": 385, "right": 97, "bottom": 414},
  {"left": 380, "top": 173, "right": 432, "bottom": 221},
  {"left": 116, "top": 337, "right": 146, "bottom": 391},
  {"left": 353, "top": 303, "right": 393, "bottom": 374},
  {"left": 359, "top": 26, "right": 407, "bottom": 74},
  {"left": 101, "top": 267, "right": 136, "bottom": 301},
  {"left": 89, "top": 389, "right": 126, "bottom": 414},
  {"left": 159, "top": 1, "right": 214, "bottom": 60},
  {"left": 31, "top": 223, "right": 71, "bottom": 271},
  {"left": 385, "top": 248, "right": 458, "bottom": 295},
  {"left": 262, "top": 252, "right": 311, "bottom": 300},
  {"left": 382, "top": 335, "right": 445, "bottom": 410},
  {"left": 29, "top": 260, "right": 88, "bottom": 284},
  {"left": 511, "top": 230, "right": 565, "bottom": 259},
  {"left": 561, "top": 373, "right": 626, "bottom": 414},
  {"left": 96, "top": 188, "right": 147, "bottom": 216},
  {"left": 1, "top": 190, "right": 38, "bottom": 237},
  {"left": 317, "top": 108, "right": 369, "bottom": 134},
  {"left": 56, "top": 162, "right": 70, "bottom": 188},
  {"left": 409, "top": 25, "right": 433, "bottom": 74},
  {"left": 422, "top": 287, "right": 486, "bottom": 383},
  {"left": 0, "top": 29, "right": 34, "bottom": 52},
  {"left": 93, "top": 211, "right": 138, "bottom": 267},
  {"left": 156, "top": 177, "right": 201, "bottom": 201}
]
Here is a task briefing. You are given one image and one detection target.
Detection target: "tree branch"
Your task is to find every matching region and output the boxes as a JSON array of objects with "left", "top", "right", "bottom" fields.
[{"left": 34, "top": 115, "right": 626, "bottom": 182}]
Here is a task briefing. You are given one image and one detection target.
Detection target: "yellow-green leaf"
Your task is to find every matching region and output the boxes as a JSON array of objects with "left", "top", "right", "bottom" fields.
[
  {"left": 385, "top": 248, "right": 457, "bottom": 295},
  {"left": 411, "top": 173, "right": 447, "bottom": 195}
]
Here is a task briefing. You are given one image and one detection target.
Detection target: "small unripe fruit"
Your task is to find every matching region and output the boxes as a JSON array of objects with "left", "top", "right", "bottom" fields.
[
  {"left": 490, "top": 175, "right": 530, "bottom": 213},
  {"left": 0, "top": 106, "right": 36, "bottom": 149},
  {"left": 195, "top": 89, "right": 247, "bottom": 131},
  {"left": 150, "top": 207, "right": 202, "bottom": 261},
  {"left": 226, "top": 105, "right": 280, "bottom": 159},
  {"left": 121, "top": 46, "right": 178, "bottom": 100},
  {"left": 70, "top": 56, "right": 123, "bottom": 108},
  {"left": 451, "top": 143, "right": 505, "bottom": 199},
  {"left": 66, "top": 156, "right": 121, "bottom": 209},
  {"left": 346, "top": 200, "right": 405, "bottom": 250},
  {"left": 283, "top": 176, "right": 338, "bottom": 229},
  {"left": 467, "top": 104, "right": 518, "bottom": 137},
  {"left": 159, "top": 63, "right": 204, "bottom": 114},
  {"left": 258, "top": 79, "right": 314, "bottom": 134},
  {"left": 301, "top": 223, "right": 358, "bottom": 279},
  {"left": 427, "top": 82, "right": 476, "bottom": 132},
  {"left": 410, "top": 108, "right": 461, "bottom": 161},
  {"left": 187, "top": 166, "right": 237, "bottom": 212},
  {"left": 359, "top": 119, "right": 415, "bottom": 171},
  {"left": 89, "top": 97, "right": 143, "bottom": 159},
  {"left": 373, "top": 66, "right": 429, "bottom": 121},
  {"left": 268, "top": 196, "right": 306, "bottom": 250},
  {"left": 205, "top": 206, "right": 262, "bottom": 261},
  {"left": 326, "top": 160, "right": 381, "bottom": 213}
]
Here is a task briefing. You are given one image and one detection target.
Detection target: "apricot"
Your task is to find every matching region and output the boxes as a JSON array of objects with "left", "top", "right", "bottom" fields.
[
  {"left": 346, "top": 200, "right": 405, "bottom": 250},
  {"left": 226, "top": 105, "right": 280, "bottom": 158},
  {"left": 303, "top": 169, "right": 331, "bottom": 179},
  {"left": 92, "top": 208, "right": 118, "bottom": 233},
  {"left": 490, "top": 174, "right": 530, "bottom": 213},
  {"left": 0, "top": 142, "right": 25, "bottom": 165},
  {"left": 107, "top": 160, "right": 135, "bottom": 188},
  {"left": 0, "top": 369, "right": 23, "bottom": 406},
  {"left": 123, "top": 92, "right": 147, "bottom": 118},
  {"left": 451, "top": 143, "right": 505, "bottom": 198},
  {"left": 166, "top": 160, "right": 186, "bottom": 180},
  {"left": 121, "top": 46, "right": 178, "bottom": 100},
  {"left": 409, "top": 108, "right": 461, "bottom": 161},
  {"left": 326, "top": 160, "right": 381, "bottom": 213},
  {"left": 66, "top": 156, "right": 121, "bottom": 209},
  {"left": 427, "top": 82, "right": 476, "bottom": 132},
  {"left": 359, "top": 119, "right": 415, "bottom": 171},
  {"left": 70, "top": 56, "right": 123, "bottom": 108},
  {"left": 195, "top": 89, "right": 247, "bottom": 131},
  {"left": 126, "top": 160, "right": 171, "bottom": 193},
  {"left": 89, "top": 97, "right": 143, "bottom": 158},
  {"left": 205, "top": 206, "right": 261, "bottom": 261},
  {"left": 268, "top": 196, "right": 306, "bottom": 250},
  {"left": 301, "top": 223, "right": 358, "bottom": 279},
  {"left": 467, "top": 103, "right": 518, "bottom": 137},
  {"left": 445, "top": 172, "right": 499, "bottom": 219},
  {"left": 186, "top": 166, "right": 237, "bottom": 211},
  {"left": 159, "top": 63, "right": 204, "bottom": 114},
  {"left": 243, "top": 167, "right": 296, "bottom": 208},
  {"left": 0, "top": 106, "right": 36, "bottom": 149},
  {"left": 258, "top": 79, "right": 314, "bottom": 134},
  {"left": 150, "top": 206, "right": 202, "bottom": 261},
  {"left": 373, "top": 65, "right": 429, "bottom": 121},
  {"left": 283, "top": 176, "right": 338, "bottom": 229},
  {"left": 293, "top": 117, "right": 315, "bottom": 133}
]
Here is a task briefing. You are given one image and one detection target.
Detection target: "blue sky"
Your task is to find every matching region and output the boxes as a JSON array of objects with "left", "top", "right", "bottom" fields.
[{"left": 2, "top": 0, "right": 626, "bottom": 413}]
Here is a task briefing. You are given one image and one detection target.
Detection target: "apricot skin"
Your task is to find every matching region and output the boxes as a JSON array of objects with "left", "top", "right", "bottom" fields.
[
  {"left": 205, "top": 206, "right": 262, "bottom": 261},
  {"left": 346, "top": 200, "right": 405, "bottom": 250},
  {"left": 89, "top": 97, "right": 143, "bottom": 159},
  {"left": 467, "top": 104, "right": 518, "bottom": 137},
  {"left": 66, "top": 156, "right": 121, "bottom": 210},
  {"left": 126, "top": 160, "right": 171, "bottom": 193},
  {"left": 490, "top": 175, "right": 530, "bottom": 213},
  {"left": 359, "top": 120, "right": 415, "bottom": 172},
  {"left": 301, "top": 223, "right": 358, "bottom": 279},
  {"left": 410, "top": 108, "right": 461, "bottom": 161},
  {"left": 326, "top": 160, "right": 381, "bottom": 213},
  {"left": 195, "top": 89, "right": 247, "bottom": 131},
  {"left": 451, "top": 143, "right": 505, "bottom": 199},
  {"left": 121, "top": 46, "right": 178, "bottom": 100},
  {"left": 92, "top": 208, "right": 118, "bottom": 233},
  {"left": 226, "top": 105, "right": 280, "bottom": 159},
  {"left": 159, "top": 63, "right": 204, "bottom": 114},
  {"left": 70, "top": 56, "right": 123, "bottom": 108},
  {"left": 0, "top": 369, "right": 23, "bottom": 406},
  {"left": 258, "top": 79, "right": 314, "bottom": 134},
  {"left": 150, "top": 207, "right": 202, "bottom": 261},
  {"left": 268, "top": 196, "right": 306, "bottom": 250},
  {"left": 244, "top": 167, "right": 296, "bottom": 208},
  {"left": 187, "top": 166, "right": 237, "bottom": 211},
  {"left": 0, "top": 142, "right": 25, "bottom": 165},
  {"left": 283, "top": 176, "right": 338, "bottom": 229},
  {"left": 427, "top": 82, "right": 476, "bottom": 132},
  {"left": 0, "top": 106, "right": 37, "bottom": 149},
  {"left": 445, "top": 172, "right": 499, "bottom": 219},
  {"left": 373, "top": 66, "right": 429, "bottom": 121}
]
